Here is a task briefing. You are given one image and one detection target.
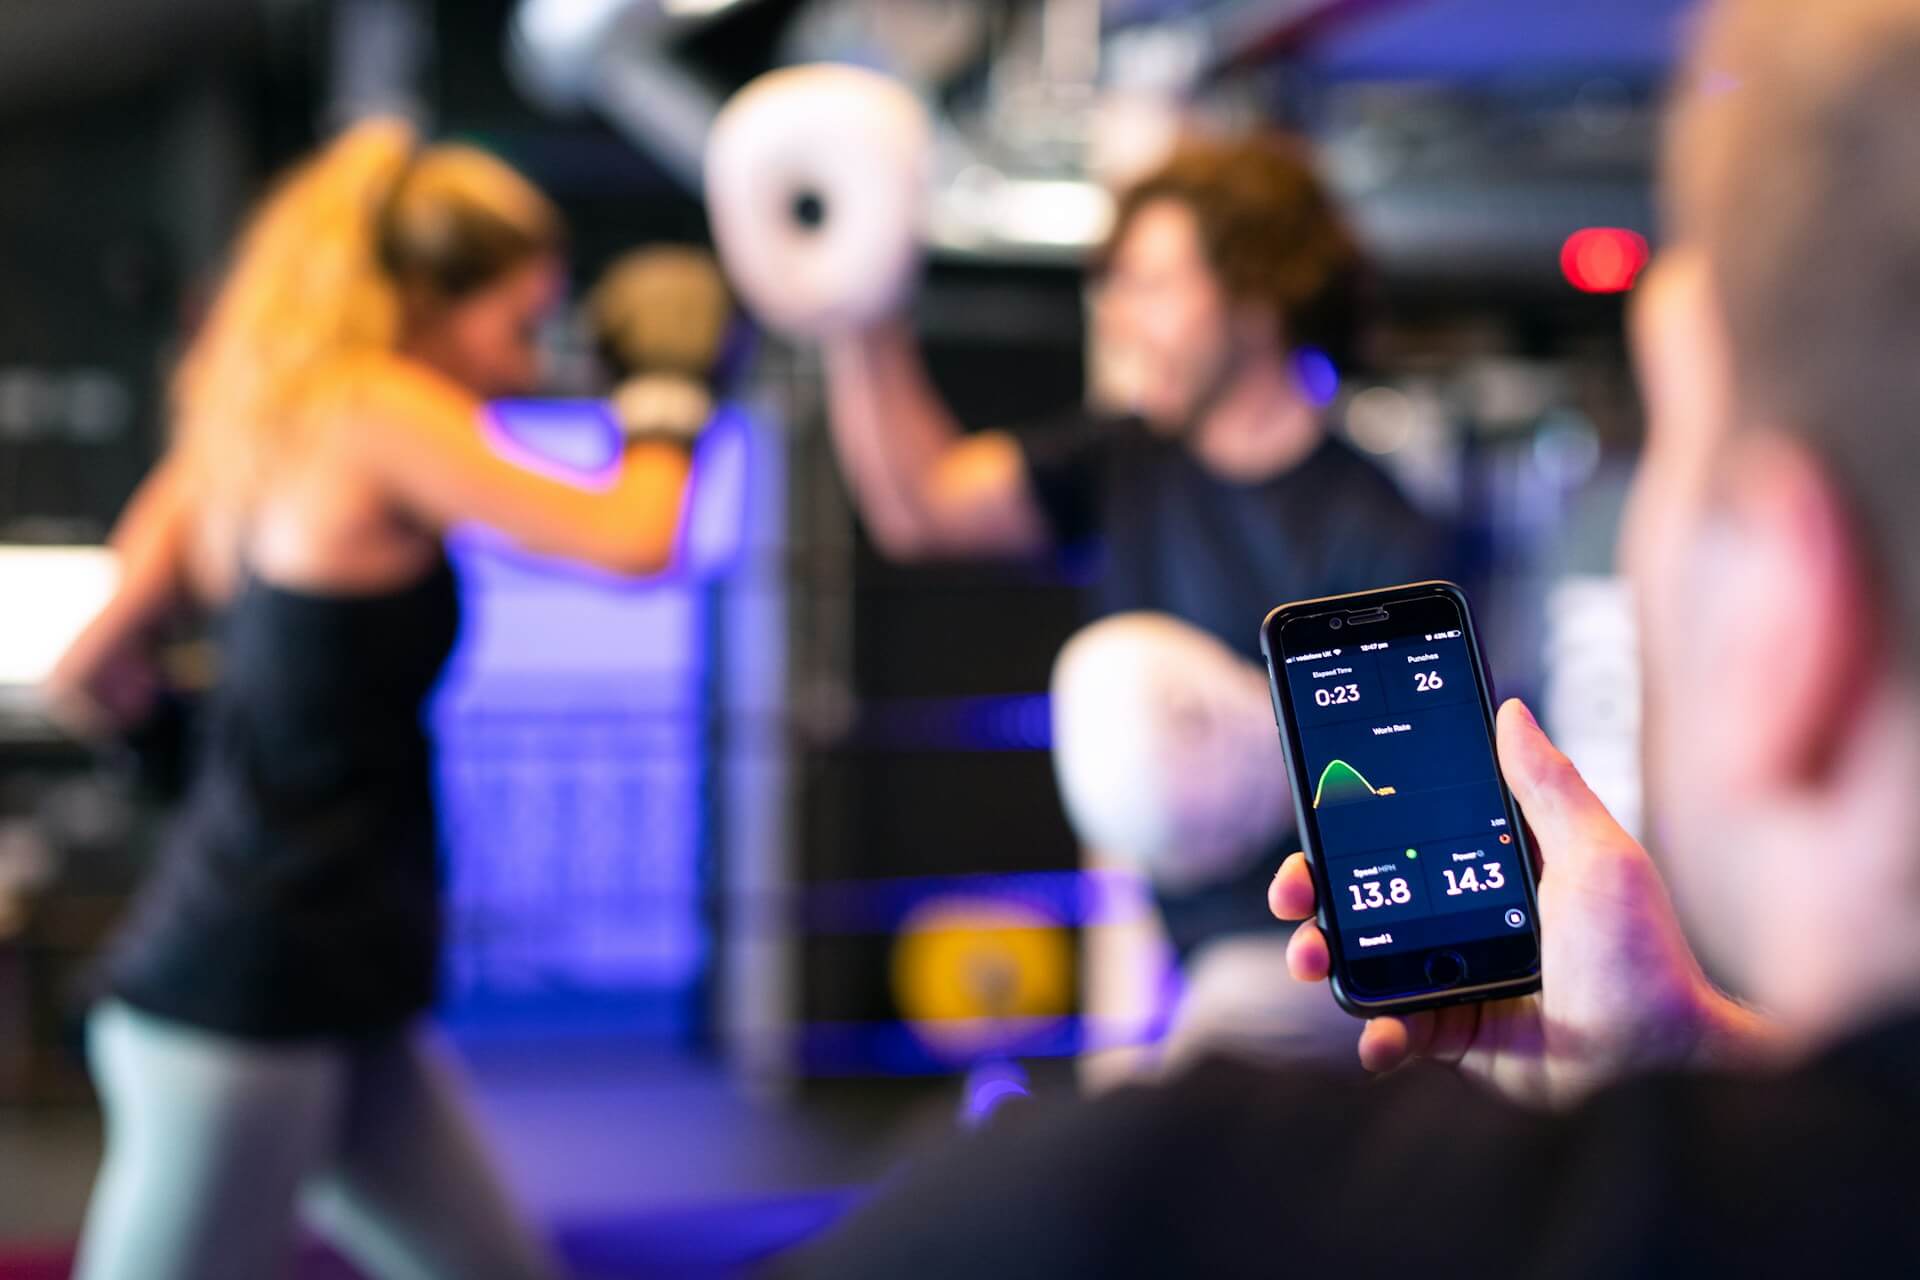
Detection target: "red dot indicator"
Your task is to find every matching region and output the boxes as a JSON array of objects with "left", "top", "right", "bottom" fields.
[
  {"left": 1499, "top": 833, "right": 1512, "bottom": 845},
  {"left": 1561, "top": 227, "right": 1650, "bottom": 294}
]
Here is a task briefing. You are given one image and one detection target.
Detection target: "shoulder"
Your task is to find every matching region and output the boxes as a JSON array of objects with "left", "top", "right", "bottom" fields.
[
  {"left": 1308, "top": 433, "right": 1417, "bottom": 504},
  {"left": 1301, "top": 435, "right": 1442, "bottom": 554},
  {"left": 1526, "top": 1048, "right": 1920, "bottom": 1270},
  {"left": 780, "top": 1058, "right": 1516, "bottom": 1279},
  {"left": 788, "top": 1040, "right": 1920, "bottom": 1278},
  {"left": 319, "top": 352, "right": 484, "bottom": 470},
  {"left": 329, "top": 351, "right": 475, "bottom": 422}
]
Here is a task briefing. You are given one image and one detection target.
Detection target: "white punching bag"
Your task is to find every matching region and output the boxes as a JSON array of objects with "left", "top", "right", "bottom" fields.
[{"left": 704, "top": 64, "right": 931, "bottom": 338}]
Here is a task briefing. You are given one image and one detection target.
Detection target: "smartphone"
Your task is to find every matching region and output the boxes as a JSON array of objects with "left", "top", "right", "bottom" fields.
[{"left": 1260, "top": 581, "right": 1541, "bottom": 1016}]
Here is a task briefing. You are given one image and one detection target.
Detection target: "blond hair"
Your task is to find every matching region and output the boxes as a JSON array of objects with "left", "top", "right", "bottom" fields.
[{"left": 171, "top": 117, "right": 561, "bottom": 509}]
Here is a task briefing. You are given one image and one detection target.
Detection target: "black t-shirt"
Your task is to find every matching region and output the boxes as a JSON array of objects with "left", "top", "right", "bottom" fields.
[
  {"left": 1016, "top": 413, "right": 1445, "bottom": 663},
  {"left": 776, "top": 1015, "right": 1920, "bottom": 1278},
  {"left": 1016, "top": 413, "right": 1450, "bottom": 952}
]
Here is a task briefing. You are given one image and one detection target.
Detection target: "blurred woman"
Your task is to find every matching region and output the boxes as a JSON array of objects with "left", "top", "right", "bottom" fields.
[{"left": 47, "top": 118, "right": 691, "bottom": 1280}]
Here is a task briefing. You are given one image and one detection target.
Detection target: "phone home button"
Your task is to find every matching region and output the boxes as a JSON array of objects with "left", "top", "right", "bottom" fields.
[{"left": 1425, "top": 950, "right": 1467, "bottom": 989}]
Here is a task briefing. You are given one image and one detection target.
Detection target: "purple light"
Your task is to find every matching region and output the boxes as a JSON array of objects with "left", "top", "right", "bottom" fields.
[
  {"left": 473, "top": 398, "right": 751, "bottom": 586},
  {"left": 803, "top": 868, "right": 1157, "bottom": 935},
  {"left": 961, "top": 1061, "right": 1031, "bottom": 1127},
  {"left": 1294, "top": 347, "right": 1340, "bottom": 408},
  {"left": 485, "top": 398, "right": 623, "bottom": 482},
  {"left": 850, "top": 693, "right": 1053, "bottom": 752},
  {"left": 794, "top": 1010, "right": 1180, "bottom": 1076}
]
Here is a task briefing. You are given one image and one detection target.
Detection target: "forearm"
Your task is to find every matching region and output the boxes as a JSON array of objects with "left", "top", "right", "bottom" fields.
[
  {"left": 44, "top": 462, "right": 193, "bottom": 737},
  {"left": 821, "top": 319, "right": 964, "bottom": 557},
  {"left": 44, "top": 596, "right": 162, "bottom": 740},
  {"left": 578, "top": 442, "right": 695, "bottom": 576}
]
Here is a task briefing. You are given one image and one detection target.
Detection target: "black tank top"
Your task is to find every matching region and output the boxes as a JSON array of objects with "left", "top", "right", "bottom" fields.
[{"left": 106, "top": 557, "right": 460, "bottom": 1039}]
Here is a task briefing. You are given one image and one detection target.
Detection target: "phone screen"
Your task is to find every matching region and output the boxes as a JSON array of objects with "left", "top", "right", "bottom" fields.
[{"left": 1270, "top": 586, "right": 1539, "bottom": 1004}]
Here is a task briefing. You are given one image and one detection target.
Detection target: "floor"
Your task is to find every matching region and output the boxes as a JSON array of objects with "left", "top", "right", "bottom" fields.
[{"left": 0, "top": 1030, "right": 966, "bottom": 1277}]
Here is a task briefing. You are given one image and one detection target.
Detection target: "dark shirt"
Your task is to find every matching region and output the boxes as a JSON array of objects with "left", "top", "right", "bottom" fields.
[
  {"left": 779, "top": 1014, "right": 1920, "bottom": 1278},
  {"left": 1015, "top": 414, "right": 1443, "bottom": 664},
  {"left": 1015, "top": 414, "right": 1447, "bottom": 951},
  {"left": 104, "top": 558, "right": 459, "bottom": 1039}
]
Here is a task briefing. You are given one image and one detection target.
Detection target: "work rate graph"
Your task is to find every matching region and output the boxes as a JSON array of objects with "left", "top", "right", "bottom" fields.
[
  {"left": 1304, "top": 705, "right": 1504, "bottom": 855},
  {"left": 1285, "top": 633, "right": 1507, "bottom": 864},
  {"left": 1312, "top": 758, "right": 1394, "bottom": 808}
]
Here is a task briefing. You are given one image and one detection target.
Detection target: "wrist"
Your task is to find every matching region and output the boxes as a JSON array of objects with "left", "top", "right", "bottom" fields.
[
  {"left": 1686, "top": 983, "right": 1786, "bottom": 1073},
  {"left": 612, "top": 376, "right": 710, "bottom": 447}
]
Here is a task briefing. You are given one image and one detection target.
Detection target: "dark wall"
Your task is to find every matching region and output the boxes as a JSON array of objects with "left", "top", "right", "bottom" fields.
[{"left": 797, "top": 260, "right": 1092, "bottom": 1048}]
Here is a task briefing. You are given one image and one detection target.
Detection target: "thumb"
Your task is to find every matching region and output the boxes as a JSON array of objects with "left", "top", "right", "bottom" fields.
[{"left": 1495, "top": 698, "right": 1633, "bottom": 867}]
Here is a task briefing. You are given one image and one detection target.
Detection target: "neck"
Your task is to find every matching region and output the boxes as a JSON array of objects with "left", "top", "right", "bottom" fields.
[
  {"left": 1187, "top": 352, "right": 1324, "bottom": 482},
  {"left": 1745, "top": 680, "right": 1920, "bottom": 1054},
  {"left": 396, "top": 333, "right": 459, "bottom": 387}
]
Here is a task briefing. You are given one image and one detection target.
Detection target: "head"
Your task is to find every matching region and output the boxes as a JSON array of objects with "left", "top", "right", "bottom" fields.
[
  {"left": 384, "top": 145, "right": 565, "bottom": 398},
  {"left": 1091, "top": 134, "right": 1364, "bottom": 432},
  {"left": 172, "top": 118, "right": 563, "bottom": 505},
  {"left": 1621, "top": 0, "right": 1920, "bottom": 1032}
]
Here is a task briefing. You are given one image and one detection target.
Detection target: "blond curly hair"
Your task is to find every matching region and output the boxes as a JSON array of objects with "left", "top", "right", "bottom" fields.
[{"left": 171, "top": 117, "right": 561, "bottom": 510}]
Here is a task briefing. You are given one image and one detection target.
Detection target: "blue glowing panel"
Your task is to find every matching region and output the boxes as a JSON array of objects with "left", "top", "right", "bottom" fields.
[
  {"left": 430, "top": 398, "right": 753, "bottom": 1033},
  {"left": 680, "top": 405, "right": 751, "bottom": 581},
  {"left": 1307, "top": 0, "right": 1694, "bottom": 79}
]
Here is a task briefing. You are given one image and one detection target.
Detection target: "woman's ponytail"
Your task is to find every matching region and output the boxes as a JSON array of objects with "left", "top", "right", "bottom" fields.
[{"left": 171, "top": 117, "right": 418, "bottom": 506}]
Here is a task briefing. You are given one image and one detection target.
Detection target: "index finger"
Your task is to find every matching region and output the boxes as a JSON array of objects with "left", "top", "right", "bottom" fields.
[{"left": 1269, "top": 851, "right": 1316, "bottom": 921}]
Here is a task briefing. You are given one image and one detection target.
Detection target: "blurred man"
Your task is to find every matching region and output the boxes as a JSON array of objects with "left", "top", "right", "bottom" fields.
[
  {"left": 824, "top": 135, "right": 1445, "bottom": 1060},
  {"left": 780, "top": 0, "right": 1920, "bottom": 1272}
]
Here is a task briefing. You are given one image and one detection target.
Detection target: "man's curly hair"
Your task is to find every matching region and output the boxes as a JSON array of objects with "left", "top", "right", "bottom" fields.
[{"left": 1100, "top": 133, "right": 1367, "bottom": 368}]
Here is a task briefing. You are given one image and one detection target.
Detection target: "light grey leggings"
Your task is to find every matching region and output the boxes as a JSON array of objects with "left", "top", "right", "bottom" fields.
[{"left": 73, "top": 1000, "right": 561, "bottom": 1280}]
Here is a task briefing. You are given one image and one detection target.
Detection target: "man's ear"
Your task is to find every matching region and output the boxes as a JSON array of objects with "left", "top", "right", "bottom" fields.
[
  {"left": 1697, "top": 433, "right": 1880, "bottom": 790},
  {"left": 1621, "top": 250, "right": 1735, "bottom": 585}
]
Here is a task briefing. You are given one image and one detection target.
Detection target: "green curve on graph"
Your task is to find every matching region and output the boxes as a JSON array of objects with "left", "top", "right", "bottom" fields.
[{"left": 1311, "top": 759, "right": 1391, "bottom": 808}]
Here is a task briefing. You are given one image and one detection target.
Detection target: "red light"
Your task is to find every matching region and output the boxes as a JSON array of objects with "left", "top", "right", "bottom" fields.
[{"left": 1561, "top": 228, "right": 1650, "bottom": 294}]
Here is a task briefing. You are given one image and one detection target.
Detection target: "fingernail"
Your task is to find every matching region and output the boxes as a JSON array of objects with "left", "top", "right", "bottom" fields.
[{"left": 1516, "top": 699, "right": 1538, "bottom": 729}]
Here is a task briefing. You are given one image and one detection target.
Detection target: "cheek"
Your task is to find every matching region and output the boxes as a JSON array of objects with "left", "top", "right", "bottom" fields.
[
  {"left": 1657, "top": 835, "right": 1735, "bottom": 973},
  {"left": 471, "top": 311, "right": 537, "bottom": 385},
  {"left": 1160, "top": 285, "right": 1224, "bottom": 356}
]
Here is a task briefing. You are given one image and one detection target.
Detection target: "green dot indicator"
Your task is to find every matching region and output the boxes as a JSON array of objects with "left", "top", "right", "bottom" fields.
[{"left": 1406, "top": 848, "right": 1419, "bottom": 859}]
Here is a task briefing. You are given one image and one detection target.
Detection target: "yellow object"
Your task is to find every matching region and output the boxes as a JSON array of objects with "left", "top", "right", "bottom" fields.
[{"left": 891, "top": 895, "right": 1073, "bottom": 1060}]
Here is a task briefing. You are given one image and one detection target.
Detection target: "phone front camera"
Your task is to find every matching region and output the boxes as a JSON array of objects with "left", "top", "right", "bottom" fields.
[{"left": 1328, "top": 617, "right": 1343, "bottom": 630}]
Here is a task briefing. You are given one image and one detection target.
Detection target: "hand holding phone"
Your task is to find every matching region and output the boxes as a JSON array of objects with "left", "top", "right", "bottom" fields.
[
  {"left": 1271, "top": 694, "right": 1774, "bottom": 1106},
  {"left": 1263, "top": 582, "right": 1543, "bottom": 1015}
]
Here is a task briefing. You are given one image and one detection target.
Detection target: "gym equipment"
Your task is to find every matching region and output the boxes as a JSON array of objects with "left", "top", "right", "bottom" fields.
[
  {"left": 704, "top": 64, "right": 930, "bottom": 338},
  {"left": 1050, "top": 612, "right": 1291, "bottom": 891}
]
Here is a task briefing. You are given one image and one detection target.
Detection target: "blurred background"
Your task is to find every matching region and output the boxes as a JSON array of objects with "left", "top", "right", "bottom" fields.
[{"left": 0, "top": 0, "right": 1673, "bottom": 1273}]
